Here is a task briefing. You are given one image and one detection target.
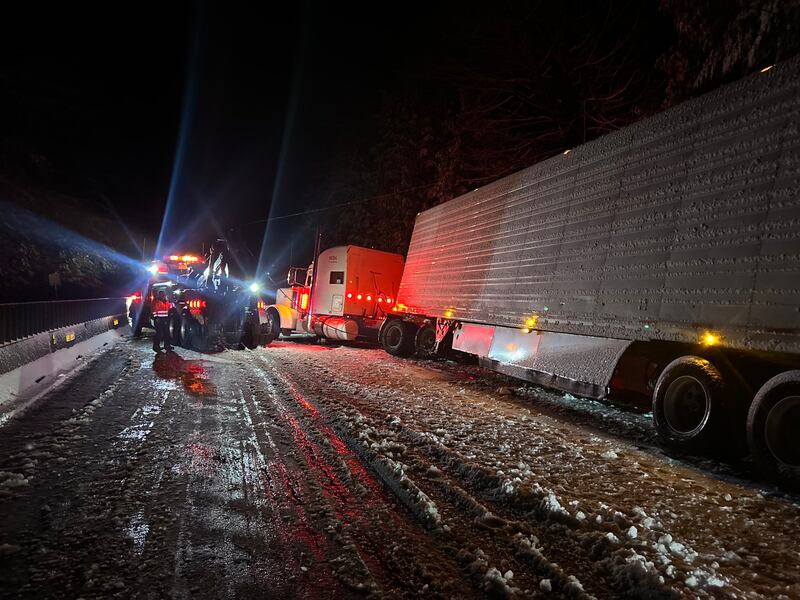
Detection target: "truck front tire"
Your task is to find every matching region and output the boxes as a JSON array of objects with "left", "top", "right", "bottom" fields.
[
  {"left": 266, "top": 308, "right": 282, "bottom": 339},
  {"left": 652, "top": 356, "right": 730, "bottom": 453},
  {"left": 382, "top": 319, "right": 416, "bottom": 357},
  {"left": 747, "top": 370, "right": 800, "bottom": 490}
]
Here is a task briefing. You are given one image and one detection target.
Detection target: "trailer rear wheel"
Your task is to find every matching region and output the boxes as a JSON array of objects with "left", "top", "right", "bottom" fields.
[
  {"left": 653, "top": 356, "right": 729, "bottom": 453},
  {"left": 415, "top": 324, "right": 436, "bottom": 357},
  {"left": 747, "top": 371, "right": 800, "bottom": 490},
  {"left": 382, "top": 319, "right": 416, "bottom": 357}
]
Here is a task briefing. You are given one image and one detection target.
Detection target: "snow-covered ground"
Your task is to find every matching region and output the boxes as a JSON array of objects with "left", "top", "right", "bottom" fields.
[
  {"left": 0, "top": 338, "right": 798, "bottom": 599},
  {"left": 255, "top": 342, "right": 800, "bottom": 599}
]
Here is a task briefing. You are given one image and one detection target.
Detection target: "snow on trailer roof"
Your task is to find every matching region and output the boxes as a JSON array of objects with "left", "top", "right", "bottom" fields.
[{"left": 399, "top": 56, "right": 800, "bottom": 354}]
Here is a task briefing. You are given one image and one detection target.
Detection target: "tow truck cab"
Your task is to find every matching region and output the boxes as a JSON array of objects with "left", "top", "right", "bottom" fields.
[
  {"left": 128, "top": 254, "right": 203, "bottom": 336},
  {"left": 128, "top": 248, "right": 269, "bottom": 350}
]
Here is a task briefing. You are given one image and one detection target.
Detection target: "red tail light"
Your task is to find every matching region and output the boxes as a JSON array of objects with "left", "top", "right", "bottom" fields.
[
  {"left": 157, "top": 263, "right": 169, "bottom": 274},
  {"left": 129, "top": 293, "right": 142, "bottom": 303},
  {"left": 166, "top": 254, "right": 200, "bottom": 263}
]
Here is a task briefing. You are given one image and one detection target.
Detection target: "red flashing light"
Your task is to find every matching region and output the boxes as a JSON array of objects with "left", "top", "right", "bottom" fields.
[
  {"left": 157, "top": 263, "right": 169, "bottom": 274},
  {"left": 366, "top": 295, "right": 372, "bottom": 301},
  {"left": 300, "top": 292, "right": 309, "bottom": 310},
  {"left": 387, "top": 298, "right": 393, "bottom": 304},
  {"left": 166, "top": 254, "right": 200, "bottom": 263},
  {"left": 356, "top": 293, "right": 363, "bottom": 300},
  {"left": 188, "top": 299, "right": 207, "bottom": 310},
  {"left": 346, "top": 292, "right": 353, "bottom": 299},
  {"left": 378, "top": 297, "right": 383, "bottom": 303}
]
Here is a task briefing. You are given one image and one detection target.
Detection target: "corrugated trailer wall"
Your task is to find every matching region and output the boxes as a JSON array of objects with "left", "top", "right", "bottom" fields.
[{"left": 398, "top": 58, "right": 800, "bottom": 354}]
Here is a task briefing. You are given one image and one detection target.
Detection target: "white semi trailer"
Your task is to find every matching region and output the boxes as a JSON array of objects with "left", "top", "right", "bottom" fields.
[{"left": 380, "top": 58, "right": 800, "bottom": 489}]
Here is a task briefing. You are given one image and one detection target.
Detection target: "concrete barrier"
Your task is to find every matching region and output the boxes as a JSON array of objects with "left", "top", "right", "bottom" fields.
[{"left": 0, "top": 315, "right": 129, "bottom": 425}]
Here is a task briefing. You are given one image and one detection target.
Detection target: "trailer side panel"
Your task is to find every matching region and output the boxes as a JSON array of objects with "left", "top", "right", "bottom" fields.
[{"left": 398, "top": 58, "right": 800, "bottom": 354}]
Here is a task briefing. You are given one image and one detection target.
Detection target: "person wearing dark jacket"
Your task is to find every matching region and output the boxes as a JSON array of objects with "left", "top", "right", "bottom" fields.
[{"left": 152, "top": 290, "right": 173, "bottom": 353}]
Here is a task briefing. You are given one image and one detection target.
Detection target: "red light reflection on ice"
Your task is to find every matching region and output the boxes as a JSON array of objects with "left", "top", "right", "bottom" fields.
[{"left": 152, "top": 353, "right": 215, "bottom": 396}]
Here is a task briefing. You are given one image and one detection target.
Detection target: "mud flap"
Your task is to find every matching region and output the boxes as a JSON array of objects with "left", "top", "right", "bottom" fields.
[{"left": 454, "top": 323, "right": 631, "bottom": 399}]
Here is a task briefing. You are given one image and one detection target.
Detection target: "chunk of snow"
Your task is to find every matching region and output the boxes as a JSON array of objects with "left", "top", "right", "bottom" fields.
[{"left": 539, "top": 579, "right": 552, "bottom": 592}]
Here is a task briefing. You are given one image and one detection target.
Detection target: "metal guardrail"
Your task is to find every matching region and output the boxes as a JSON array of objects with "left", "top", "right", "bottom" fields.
[{"left": 0, "top": 297, "right": 127, "bottom": 345}]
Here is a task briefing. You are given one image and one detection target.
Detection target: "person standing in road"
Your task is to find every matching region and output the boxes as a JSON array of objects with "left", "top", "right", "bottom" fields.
[{"left": 152, "top": 289, "right": 173, "bottom": 352}]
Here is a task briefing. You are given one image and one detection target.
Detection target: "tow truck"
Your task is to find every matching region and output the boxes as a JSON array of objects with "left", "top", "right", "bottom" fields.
[{"left": 129, "top": 240, "right": 271, "bottom": 350}]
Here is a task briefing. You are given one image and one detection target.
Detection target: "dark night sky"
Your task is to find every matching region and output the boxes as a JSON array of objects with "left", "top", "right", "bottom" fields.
[
  {"left": 1, "top": 2, "right": 673, "bottom": 280},
  {"left": 0, "top": 3, "right": 435, "bottom": 270}
]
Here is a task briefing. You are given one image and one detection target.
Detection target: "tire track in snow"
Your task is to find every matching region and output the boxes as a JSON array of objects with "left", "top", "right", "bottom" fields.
[{"left": 249, "top": 351, "right": 484, "bottom": 598}]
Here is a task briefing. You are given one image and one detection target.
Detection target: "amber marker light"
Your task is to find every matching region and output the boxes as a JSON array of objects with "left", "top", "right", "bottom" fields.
[{"left": 701, "top": 331, "right": 720, "bottom": 346}]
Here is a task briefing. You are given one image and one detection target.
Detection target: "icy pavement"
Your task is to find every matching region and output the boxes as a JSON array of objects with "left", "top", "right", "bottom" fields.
[{"left": 0, "top": 339, "right": 798, "bottom": 599}]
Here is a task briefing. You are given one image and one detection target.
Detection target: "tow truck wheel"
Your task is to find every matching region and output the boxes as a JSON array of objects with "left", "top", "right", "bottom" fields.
[
  {"left": 180, "top": 315, "right": 196, "bottom": 349},
  {"left": 652, "top": 356, "right": 730, "bottom": 453},
  {"left": 747, "top": 371, "right": 800, "bottom": 490},
  {"left": 194, "top": 325, "right": 210, "bottom": 352},
  {"left": 414, "top": 324, "right": 436, "bottom": 357},
  {"left": 169, "top": 313, "right": 183, "bottom": 347},
  {"left": 381, "top": 319, "right": 416, "bottom": 357}
]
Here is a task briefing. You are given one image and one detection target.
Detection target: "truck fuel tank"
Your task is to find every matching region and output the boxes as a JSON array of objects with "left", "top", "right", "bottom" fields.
[{"left": 312, "top": 316, "right": 359, "bottom": 341}]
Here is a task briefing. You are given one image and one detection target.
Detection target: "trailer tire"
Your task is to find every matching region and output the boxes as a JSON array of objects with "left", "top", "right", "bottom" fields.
[
  {"left": 652, "top": 356, "right": 729, "bottom": 453},
  {"left": 747, "top": 371, "right": 800, "bottom": 490},
  {"left": 414, "top": 324, "right": 436, "bottom": 357},
  {"left": 381, "top": 319, "right": 416, "bottom": 357}
]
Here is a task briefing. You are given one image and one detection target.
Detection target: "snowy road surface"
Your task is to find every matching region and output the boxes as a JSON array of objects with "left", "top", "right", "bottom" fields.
[{"left": 0, "top": 338, "right": 798, "bottom": 599}]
